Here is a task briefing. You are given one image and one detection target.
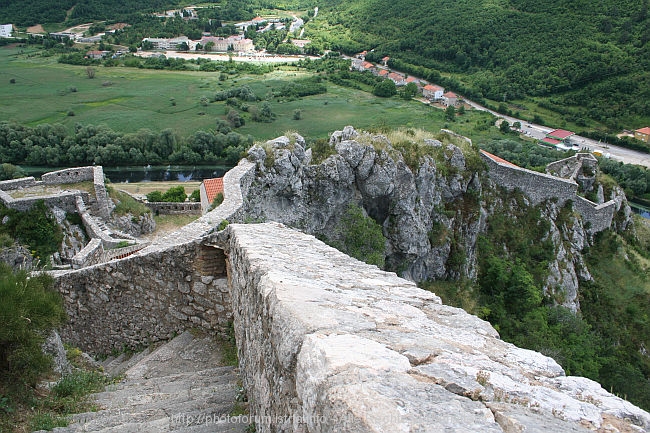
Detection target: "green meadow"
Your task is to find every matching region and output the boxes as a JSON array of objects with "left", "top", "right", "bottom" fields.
[{"left": 0, "top": 45, "right": 502, "bottom": 143}]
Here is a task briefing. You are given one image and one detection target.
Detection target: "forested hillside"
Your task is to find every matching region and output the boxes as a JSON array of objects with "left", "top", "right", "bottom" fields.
[
  {"left": 0, "top": 0, "right": 181, "bottom": 26},
  {"left": 311, "top": 0, "right": 650, "bottom": 129}
]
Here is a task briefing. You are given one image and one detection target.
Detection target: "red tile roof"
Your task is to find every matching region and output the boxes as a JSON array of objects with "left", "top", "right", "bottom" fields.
[
  {"left": 443, "top": 91, "right": 457, "bottom": 98},
  {"left": 547, "top": 129, "right": 574, "bottom": 140},
  {"left": 362, "top": 61, "right": 374, "bottom": 69},
  {"left": 388, "top": 72, "right": 404, "bottom": 81},
  {"left": 481, "top": 150, "right": 518, "bottom": 167},
  {"left": 382, "top": 56, "right": 390, "bottom": 61},
  {"left": 406, "top": 76, "right": 418, "bottom": 83},
  {"left": 541, "top": 137, "right": 561, "bottom": 145},
  {"left": 424, "top": 84, "right": 443, "bottom": 92},
  {"left": 378, "top": 69, "right": 389, "bottom": 76},
  {"left": 202, "top": 178, "right": 224, "bottom": 204},
  {"left": 636, "top": 127, "right": 650, "bottom": 135}
]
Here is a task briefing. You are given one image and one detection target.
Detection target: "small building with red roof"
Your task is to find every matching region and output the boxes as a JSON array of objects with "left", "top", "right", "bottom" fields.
[
  {"left": 546, "top": 129, "right": 575, "bottom": 141},
  {"left": 200, "top": 177, "right": 224, "bottom": 214},
  {"left": 378, "top": 69, "right": 389, "bottom": 77},
  {"left": 635, "top": 127, "right": 650, "bottom": 143},
  {"left": 541, "top": 137, "right": 562, "bottom": 147},
  {"left": 388, "top": 72, "right": 406, "bottom": 86}
]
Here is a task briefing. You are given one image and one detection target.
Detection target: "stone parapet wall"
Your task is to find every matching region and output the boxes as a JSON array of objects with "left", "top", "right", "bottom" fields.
[
  {"left": 223, "top": 222, "right": 650, "bottom": 433},
  {"left": 574, "top": 196, "right": 616, "bottom": 233},
  {"left": 71, "top": 238, "right": 104, "bottom": 269},
  {"left": 2, "top": 191, "right": 89, "bottom": 213},
  {"left": 42, "top": 166, "right": 94, "bottom": 185},
  {"left": 481, "top": 151, "right": 578, "bottom": 205},
  {"left": 92, "top": 166, "right": 114, "bottom": 218},
  {"left": 146, "top": 202, "right": 202, "bottom": 215}
]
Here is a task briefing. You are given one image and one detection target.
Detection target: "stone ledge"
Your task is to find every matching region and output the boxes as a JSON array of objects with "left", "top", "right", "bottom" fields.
[{"left": 224, "top": 222, "right": 650, "bottom": 433}]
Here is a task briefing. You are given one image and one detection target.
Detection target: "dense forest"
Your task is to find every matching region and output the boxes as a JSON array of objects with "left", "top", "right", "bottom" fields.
[{"left": 310, "top": 0, "right": 650, "bottom": 129}]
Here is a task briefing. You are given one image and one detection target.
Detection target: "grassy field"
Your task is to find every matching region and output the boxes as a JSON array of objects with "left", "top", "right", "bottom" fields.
[{"left": 0, "top": 45, "right": 507, "bottom": 144}]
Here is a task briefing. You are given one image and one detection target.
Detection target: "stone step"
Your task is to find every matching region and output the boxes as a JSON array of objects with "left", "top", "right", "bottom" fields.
[
  {"left": 69, "top": 392, "right": 236, "bottom": 432},
  {"left": 38, "top": 332, "right": 243, "bottom": 433},
  {"left": 104, "top": 347, "right": 153, "bottom": 378},
  {"left": 94, "top": 368, "right": 237, "bottom": 410}
]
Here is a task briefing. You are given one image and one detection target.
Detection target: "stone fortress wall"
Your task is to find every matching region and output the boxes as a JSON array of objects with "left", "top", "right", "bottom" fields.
[
  {"left": 481, "top": 151, "right": 616, "bottom": 233},
  {"left": 46, "top": 153, "right": 650, "bottom": 432}
]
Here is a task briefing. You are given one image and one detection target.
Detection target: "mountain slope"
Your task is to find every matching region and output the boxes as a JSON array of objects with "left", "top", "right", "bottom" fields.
[{"left": 311, "top": 0, "right": 650, "bottom": 127}]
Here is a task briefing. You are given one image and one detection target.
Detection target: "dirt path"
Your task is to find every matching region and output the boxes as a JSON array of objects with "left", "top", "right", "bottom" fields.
[{"left": 26, "top": 24, "right": 45, "bottom": 33}]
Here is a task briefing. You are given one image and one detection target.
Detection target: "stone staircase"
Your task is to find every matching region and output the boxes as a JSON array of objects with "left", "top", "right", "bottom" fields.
[{"left": 39, "top": 331, "right": 249, "bottom": 433}]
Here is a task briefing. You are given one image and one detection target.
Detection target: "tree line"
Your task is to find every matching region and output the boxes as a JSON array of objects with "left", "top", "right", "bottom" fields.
[{"left": 0, "top": 121, "right": 252, "bottom": 167}]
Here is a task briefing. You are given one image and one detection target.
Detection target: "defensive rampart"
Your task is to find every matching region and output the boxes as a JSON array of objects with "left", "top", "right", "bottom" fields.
[{"left": 481, "top": 151, "right": 616, "bottom": 233}]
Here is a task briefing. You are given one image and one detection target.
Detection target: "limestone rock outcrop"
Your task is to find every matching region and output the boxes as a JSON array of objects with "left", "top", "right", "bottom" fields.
[
  {"left": 243, "top": 128, "right": 483, "bottom": 282},
  {"left": 240, "top": 127, "right": 629, "bottom": 311}
]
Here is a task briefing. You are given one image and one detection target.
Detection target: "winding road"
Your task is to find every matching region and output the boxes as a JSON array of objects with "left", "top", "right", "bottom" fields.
[{"left": 465, "top": 100, "right": 650, "bottom": 168}]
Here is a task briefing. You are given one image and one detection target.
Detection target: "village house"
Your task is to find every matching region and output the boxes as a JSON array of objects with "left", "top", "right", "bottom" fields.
[
  {"left": 0, "top": 24, "right": 13, "bottom": 38},
  {"left": 423, "top": 84, "right": 444, "bottom": 101},
  {"left": 442, "top": 91, "right": 458, "bottom": 106},
  {"left": 635, "top": 127, "right": 650, "bottom": 143},
  {"left": 381, "top": 56, "right": 390, "bottom": 66},
  {"left": 291, "top": 39, "right": 311, "bottom": 51},
  {"left": 200, "top": 177, "right": 224, "bottom": 214},
  {"left": 405, "top": 76, "right": 422, "bottom": 89},
  {"left": 85, "top": 50, "right": 109, "bottom": 60},
  {"left": 388, "top": 72, "right": 406, "bottom": 86},
  {"left": 236, "top": 16, "right": 267, "bottom": 31},
  {"left": 377, "top": 69, "right": 389, "bottom": 78}
]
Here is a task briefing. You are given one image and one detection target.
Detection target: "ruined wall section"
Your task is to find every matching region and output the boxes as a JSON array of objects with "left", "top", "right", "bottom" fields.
[
  {"left": 54, "top": 242, "right": 232, "bottom": 354},
  {"left": 52, "top": 160, "right": 256, "bottom": 352},
  {"left": 223, "top": 222, "right": 650, "bottom": 433},
  {"left": 145, "top": 202, "right": 202, "bottom": 215},
  {"left": 41, "top": 166, "right": 94, "bottom": 185}
]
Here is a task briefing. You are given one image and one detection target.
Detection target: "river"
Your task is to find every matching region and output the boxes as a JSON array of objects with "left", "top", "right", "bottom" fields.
[{"left": 22, "top": 165, "right": 233, "bottom": 183}]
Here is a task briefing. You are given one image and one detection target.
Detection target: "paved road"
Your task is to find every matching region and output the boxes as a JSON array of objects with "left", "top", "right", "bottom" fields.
[{"left": 465, "top": 100, "right": 650, "bottom": 168}]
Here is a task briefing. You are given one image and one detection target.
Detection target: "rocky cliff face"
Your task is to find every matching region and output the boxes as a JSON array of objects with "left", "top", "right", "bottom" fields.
[{"left": 241, "top": 127, "right": 631, "bottom": 312}]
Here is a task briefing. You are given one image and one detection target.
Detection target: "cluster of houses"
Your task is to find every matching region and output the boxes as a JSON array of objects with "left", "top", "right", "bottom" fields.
[
  {"left": 351, "top": 53, "right": 459, "bottom": 106},
  {"left": 141, "top": 34, "right": 254, "bottom": 52}
]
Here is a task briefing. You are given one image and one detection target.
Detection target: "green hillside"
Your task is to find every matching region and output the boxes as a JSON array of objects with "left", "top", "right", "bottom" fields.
[{"left": 309, "top": 0, "right": 650, "bottom": 130}]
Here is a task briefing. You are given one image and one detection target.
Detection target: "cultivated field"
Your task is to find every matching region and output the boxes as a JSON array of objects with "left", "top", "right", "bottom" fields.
[{"left": 0, "top": 45, "right": 501, "bottom": 143}]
